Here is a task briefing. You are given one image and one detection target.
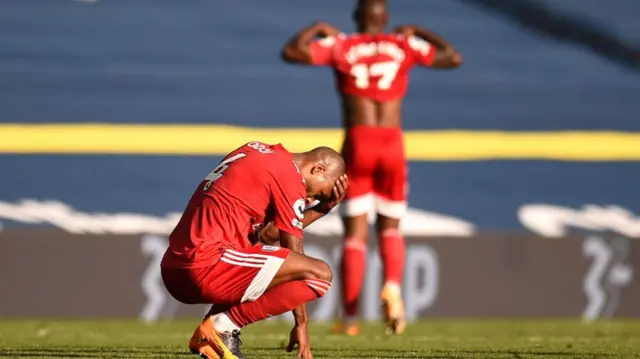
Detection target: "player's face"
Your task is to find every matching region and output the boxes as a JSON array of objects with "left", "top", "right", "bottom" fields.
[
  {"left": 304, "top": 165, "right": 336, "bottom": 202},
  {"left": 310, "top": 181, "right": 334, "bottom": 203},
  {"left": 353, "top": 4, "right": 388, "bottom": 28}
]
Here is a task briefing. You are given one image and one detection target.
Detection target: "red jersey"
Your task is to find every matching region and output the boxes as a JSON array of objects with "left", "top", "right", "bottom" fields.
[
  {"left": 161, "top": 142, "right": 306, "bottom": 269},
  {"left": 309, "top": 33, "right": 437, "bottom": 101}
]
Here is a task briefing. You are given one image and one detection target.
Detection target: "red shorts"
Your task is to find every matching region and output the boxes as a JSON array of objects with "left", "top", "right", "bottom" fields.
[
  {"left": 161, "top": 244, "right": 290, "bottom": 305},
  {"left": 339, "top": 126, "right": 408, "bottom": 219}
]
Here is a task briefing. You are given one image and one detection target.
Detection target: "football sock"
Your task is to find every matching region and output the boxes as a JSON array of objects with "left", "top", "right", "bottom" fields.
[
  {"left": 225, "top": 279, "right": 330, "bottom": 328},
  {"left": 206, "top": 304, "right": 232, "bottom": 318},
  {"left": 210, "top": 312, "right": 240, "bottom": 333},
  {"left": 379, "top": 228, "right": 405, "bottom": 286},
  {"left": 341, "top": 236, "right": 366, "bottom": 319}
]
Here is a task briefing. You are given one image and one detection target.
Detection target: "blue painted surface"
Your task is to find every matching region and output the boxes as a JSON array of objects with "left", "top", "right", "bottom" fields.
[
  {"left": 0, "top": 0, "right": 638, "bottom": 230},
  {"left": 1, "top": 155, "right": 638, "bottom": 230},
  {"left": 1, "top": 0, "right": 638, "bottom": 129}
]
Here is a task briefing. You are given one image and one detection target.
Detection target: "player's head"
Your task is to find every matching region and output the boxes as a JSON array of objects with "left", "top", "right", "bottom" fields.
[
  {"left": 297, "top": 146, "right": 346, "bottom": 202},
  {"left": 353, "top": 0, "right": 388, "bottom": 32}
]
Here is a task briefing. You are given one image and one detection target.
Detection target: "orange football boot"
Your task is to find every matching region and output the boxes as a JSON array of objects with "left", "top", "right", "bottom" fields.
[
  {"left": 188, "top": 318, "right": 238, "bottom": 359},
  {"left": 381, "top": 282, "right": 406, "bottom": 335},
  {"left": 331, "top": 321, "right": 360, "bottom": 336}
]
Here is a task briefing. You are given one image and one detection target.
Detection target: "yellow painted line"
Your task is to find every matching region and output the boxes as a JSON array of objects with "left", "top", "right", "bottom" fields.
[{"left": 1, "top": 124, "right": 639, "bottom": 161}]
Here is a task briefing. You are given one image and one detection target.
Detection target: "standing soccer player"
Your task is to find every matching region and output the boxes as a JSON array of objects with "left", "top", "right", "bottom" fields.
[
  {"left": 161, "top": 141, "right": 347, "bottom": 359},
  {"left": 281, "top": 0, "right": 462, "bottom": 335}
]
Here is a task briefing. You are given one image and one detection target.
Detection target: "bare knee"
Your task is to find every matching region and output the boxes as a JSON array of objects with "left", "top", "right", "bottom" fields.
[
  {"left": 276, "top": 250, "right": 335, "bottom": 286},
  {"left": 343, "top": 214, "right": 369, "bottom": 240},
  {"left": 311, "top": 260, "right": 333, "bottom": 282},
  {"left": 376, "top": 214, "right": 400, "bottom": 233},
  {"left": 302, "top": 260, "right": 333, "bottom": 298}
]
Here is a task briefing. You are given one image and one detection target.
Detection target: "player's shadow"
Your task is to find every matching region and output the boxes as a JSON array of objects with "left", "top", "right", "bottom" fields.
[{"left": 458, "top": 0, "right": 640, "bottom": 71}]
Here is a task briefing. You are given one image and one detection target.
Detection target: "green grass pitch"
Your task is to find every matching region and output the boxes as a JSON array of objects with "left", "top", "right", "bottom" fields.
[{"left": 1, "top": 319, "right": 639, "bottom": 358}]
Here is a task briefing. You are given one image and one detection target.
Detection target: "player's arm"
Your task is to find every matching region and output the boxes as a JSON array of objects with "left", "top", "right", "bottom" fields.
[
  {"left": 271, "top": 177, "right": 307, "bottom": 326},
  {"left": 260, "top": 209, "right": 323, "bottom": 242},
  {"left": 281, "top": 22, "right": 340, "bottom": 65},
  {"left": 259, "top": 175, "right": 348, "bottom": 242},
  {"left": 258, "top": 212, "right": 320, "bottom": 245},
  {"left": 278, "top": 232, "right": 309, "bottom": 324},
  {"left": 396, "top": 25, "right": 463, "bottom": 69}
]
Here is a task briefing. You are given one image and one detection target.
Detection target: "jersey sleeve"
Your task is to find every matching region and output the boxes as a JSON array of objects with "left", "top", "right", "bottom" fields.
[
  {"left": 308, "top": 35, "right": 341, "bottom": 66},
  {"left": 406, "top": 35, "right": 437, "bottom": 67},
  {"left": 270, "top": 172, "right": 306, "bottom": 239}
]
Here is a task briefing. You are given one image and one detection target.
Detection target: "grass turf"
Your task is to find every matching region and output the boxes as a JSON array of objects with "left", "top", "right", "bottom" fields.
[{"left": 0, "top": 319, "right": 639, "bottom": 358}]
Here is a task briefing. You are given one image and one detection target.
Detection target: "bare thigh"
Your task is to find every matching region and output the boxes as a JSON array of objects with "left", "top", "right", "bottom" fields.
[{"left": 268, "top": 250, "right": 333, "bottom": 289}]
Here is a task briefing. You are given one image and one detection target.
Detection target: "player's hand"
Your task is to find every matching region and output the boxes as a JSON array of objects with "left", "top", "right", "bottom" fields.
[
  {"left": 314, "top": 174, "right": 348, "bottom": 214},
  {"left": 258, "top": 222, "right": 280, "bottom": 245},
  {"left": 315, "top": 22, "right": 340, "bottom": 37},
  {"left": 393, "top": 25, "right": 416, "bottom": 37},
  {"left": 286, "top": 324, "right": 313, "bottom": 359}
]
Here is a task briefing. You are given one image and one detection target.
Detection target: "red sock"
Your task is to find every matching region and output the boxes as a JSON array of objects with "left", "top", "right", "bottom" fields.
[
  {"left": 379, "top": 228, "right": 405, "bottom": 285},
  {"left": 341, "top": 237, "right": 366, "bottom": 318},
  {"left": 226, "top": 279, "right": 330, "bottom": 327}
]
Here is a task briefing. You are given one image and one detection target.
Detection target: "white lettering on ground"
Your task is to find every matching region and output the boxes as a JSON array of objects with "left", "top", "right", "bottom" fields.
[
  {"left": 0, "top": 199, "right": 476, "bottom": 237},
  {"left": 518, "top": 204, "right": 640, "bottom": 238},
  {"left": 0, "top": 199, "right": 181, "bottom": 235},
  {"left": 307, "top": 204, "right": 475, "bottom": 237}
]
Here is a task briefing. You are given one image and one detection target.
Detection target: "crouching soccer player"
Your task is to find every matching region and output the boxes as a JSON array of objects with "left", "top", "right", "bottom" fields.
[{"left": 161, "top": 141, "right": 347, "bottom": 359}]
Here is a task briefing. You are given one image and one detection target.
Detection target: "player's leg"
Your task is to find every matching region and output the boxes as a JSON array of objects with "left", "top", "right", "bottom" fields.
[
  {"left": 194, "top": 246, "right": 332, "bottom": 359},
  {"left": 376, "top": 214, "right": 406, "bottom": 335},
  {"left": 374, "top": 128, "right": 408, "bottom": 335},
  {"left": 223, "top": 249, "right": 332, "bottom": 327},
  {"left": 335, "top": 127, "right": 376, "bottom": 335},
  {"left": 161, "top": 265, "right": 232, "bottom": 359},
  {"left": 337, "top": 214, "right": 368, "bottom": 335}
]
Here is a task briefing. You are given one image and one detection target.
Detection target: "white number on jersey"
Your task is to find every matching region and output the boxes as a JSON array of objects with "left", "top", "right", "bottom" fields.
[
  {"left": 202, "top": 153, "right": 247, "bottom": 191},
  {"left": 350, "top": 61, "right": 401, "bottom": 90}
]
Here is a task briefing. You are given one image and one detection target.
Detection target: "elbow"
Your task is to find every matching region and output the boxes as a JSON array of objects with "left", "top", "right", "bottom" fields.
[
  {"left": 281, "top": 46, "right": 297, "bottom": 63},
  {"left": 450, "top": 52, "right": 463, "bottom": 68},
  {"left": 281, "top": 44, "right": 312, "bottom": 64}
]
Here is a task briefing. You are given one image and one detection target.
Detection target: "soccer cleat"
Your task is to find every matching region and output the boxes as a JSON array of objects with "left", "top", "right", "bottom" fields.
[
  {"left": 188, "top": 323, "right": 218, "bottom": 359},
  {"left": 331, "top": 322, "right": 360, "bottom": 336},
  {"left": 221, "top": 330, "right": 246, "bottom": 359},
  {"left": 380, "top": 282, "right": 406, "bottom": 335},
  {"left": 188, "top": 318, "right": 238, "bottom": 359}
]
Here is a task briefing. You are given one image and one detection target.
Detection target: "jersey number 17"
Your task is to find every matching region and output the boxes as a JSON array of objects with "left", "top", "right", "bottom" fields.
[{"left": 350, "top": 61, "right": 400, "bottom": 90}]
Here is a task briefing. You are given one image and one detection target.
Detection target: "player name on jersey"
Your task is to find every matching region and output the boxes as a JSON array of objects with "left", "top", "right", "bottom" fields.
[{"left": 344, "top": 40, "right": 406, "bottom": 64}]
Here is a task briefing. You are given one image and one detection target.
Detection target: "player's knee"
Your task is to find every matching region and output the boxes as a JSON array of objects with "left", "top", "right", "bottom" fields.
[
  {"left": 303, "top": 260, "right": 333, "bottom": 298},
  {"left": 344, "top": 235, "right": 367, "bottom": 250},
  {"left": 342, "top": 215, "right": 369, "bottom": 239},
  {"left": 313, "top": 260, "right": 333, "bottom": 283},
  {"left": 376, "top": 215, "right": 401, "bottom": 233}
]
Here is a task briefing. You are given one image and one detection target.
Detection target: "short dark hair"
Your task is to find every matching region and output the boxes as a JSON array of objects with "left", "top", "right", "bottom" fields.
[{"left": 356, "top": 0, "right": 387, "bottom": 10}]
